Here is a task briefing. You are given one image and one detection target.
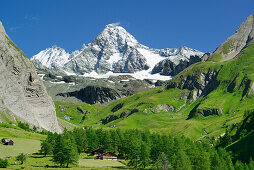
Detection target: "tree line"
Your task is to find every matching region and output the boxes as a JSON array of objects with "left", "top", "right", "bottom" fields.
[{"left": 40, "top": 128, "right": 254, "bottom": 169}]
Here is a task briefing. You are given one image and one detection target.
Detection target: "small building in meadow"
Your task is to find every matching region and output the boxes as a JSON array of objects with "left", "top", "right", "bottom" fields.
[
  {"left": 91, "top": 149, "right": 104, "bottom": 156},
  {"left": 1, "top": 138, "right": 14, "bottom": 145},
  {"left": 98, "top": 152, "right": 117, "bottom": 160}
]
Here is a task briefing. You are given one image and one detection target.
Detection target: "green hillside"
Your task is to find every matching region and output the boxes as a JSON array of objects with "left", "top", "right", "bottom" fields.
[
  {"left": 55, "top": 43, "right": 254, "bottom": 141},
  {"left": 0, "top": 123, "right": 46, "bottom": 159}
]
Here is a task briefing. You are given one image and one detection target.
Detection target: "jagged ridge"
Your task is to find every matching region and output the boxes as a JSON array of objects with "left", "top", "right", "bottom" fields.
[{"left": 32, "top": 24, "right": 204, "bottom": 77}]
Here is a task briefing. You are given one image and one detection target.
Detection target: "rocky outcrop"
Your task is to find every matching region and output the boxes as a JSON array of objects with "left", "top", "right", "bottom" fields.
[
  {"left": 149, "top": 104, "right": 174, "bottom": 113},
  {"left": 57, "top": 86, "right": 122, "bottom": 104},
  {"left": 111, "top": 103, "right": 124, "bottom": 112},
  {"left": 167, "top": 69, "right": 221, "bottom": 100},
  {"left": 152, "top": 55, "right": 201, "bottom": 76},
  {"left": 188, "top": 107, "right": 222, "bottom": 119},
  {"left": 101, "top": 108, "right": 140, "bottom": 124},
  {"left": 211, "top": 14, "right": 254, "bottom": 61},
  {"left": 197, "top": 108, "right": 221, "bottom": 117},
  {"left": 0, "top": 22, "right": 61, "bottom": 133}
]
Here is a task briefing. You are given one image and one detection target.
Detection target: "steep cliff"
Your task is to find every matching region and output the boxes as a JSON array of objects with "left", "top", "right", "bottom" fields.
[
  {"left": 0, "top": 22, "right": 61, "bottom": 133},
  {"left": 208, "top": 14, "right": 254, "bottom": 61}
]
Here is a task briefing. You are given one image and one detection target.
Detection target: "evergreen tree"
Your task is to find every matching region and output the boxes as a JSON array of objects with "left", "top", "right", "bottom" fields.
[
  {"left": 235, "top": 160, "right": 247, "bottom": 170},
  {"left": 73, "top": 128, "right": 87, "bottom": 153},
  {"left": 0, "top": 158, "right": 8, "bottom": 168},
  {"left": 86, "top": 128, "right": 99, "bottom": 152},
  {"left": 211, "top": 151, "right": 224, "bottom": 170},
  {"left": 193, "top": 151, "right": 211, "bottom": 170},
  {"left": 172, "top": 149, "right": 191, "bottom": 170},
  {"left": 217, "top": 148, "right": 234, "bottom": 170},
  {"left": 248, "top": 157, "right": 254, "bottom": 170},
  {"left": 16, "top": 153, "right": 26, "bottom": 165},
  {"left": 52, "top": 132, "right": 79, "bottom": 167},
  {"left": 40, "top": 140, "right": 53, "bottom": 156},
  {"left": 126, "top": 137, "right": 141, "bottom": 168},
  {"left": 62, "top": 132, "right": 79, "bottom": 168},
  {"left": 102, "top": 130, "right": 114, "bottom": 152},
  {"left": 110, "top": 130, "right": 120, "bottom": 153},
  {"left": 154, "top": 152, "right": 171, "bottom": 170},
  {"left": 52, "top": 135, "right": 65, "bottom": 167},
  {"left": 139, "top": 142, "right": 151, "bottom": 168}
]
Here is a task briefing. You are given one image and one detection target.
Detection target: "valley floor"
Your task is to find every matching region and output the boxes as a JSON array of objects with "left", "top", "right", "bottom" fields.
[{"left": 6, "top": 154, "right": 127, "bottom": 169}]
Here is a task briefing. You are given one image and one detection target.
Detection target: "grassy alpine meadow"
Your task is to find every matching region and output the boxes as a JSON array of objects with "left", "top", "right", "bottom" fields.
[
  {"left": 6, "top": 154, "right": 127, "bottom": 169},
  {"left": 0, "top": 138, "right": 41, "bottom": 158},
  {"left": 0, "top": 123, "right": 46, "bottom": 140},
  {"left": 0, "top": 124, "right": 46, "bottom": 158},
  {"left": 78, "top": 156, "right": 126, "bottom": 168}
]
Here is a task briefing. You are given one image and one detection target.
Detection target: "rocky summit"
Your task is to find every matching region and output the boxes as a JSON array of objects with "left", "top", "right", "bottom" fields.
[
  {"left": 0, "top": 21, "right": 61, "bottom": 133},
  {"left": 32, "top": 24, "right": 204, "bottom": 78},
  {"left": 205, "top": 14, "right": 254, "bottom": 62}
]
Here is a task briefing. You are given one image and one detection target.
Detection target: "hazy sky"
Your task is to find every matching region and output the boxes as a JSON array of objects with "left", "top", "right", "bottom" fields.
[{"left": 1, "top": 0, "right": 254, "bottom": 57}]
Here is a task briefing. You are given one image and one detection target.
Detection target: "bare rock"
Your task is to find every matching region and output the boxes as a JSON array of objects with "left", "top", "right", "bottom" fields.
[
  {"left": 211, "top": 14, "right": 254, "bottom": 61},
  {"left": 0, "top": 21, "right": 61, "bottom": 133}
]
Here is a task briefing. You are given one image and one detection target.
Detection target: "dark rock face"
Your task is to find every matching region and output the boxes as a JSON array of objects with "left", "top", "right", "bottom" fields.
[
  {"left": 101, "top": 108, "right": 140, "bottom": 124},
  {"left": 57, "top": 86, "right": 122, "bottom": 104},
  {"left": 152, "top": 55, "right": 201, "bottom": 76},
  {"left": 77, "top": 107, "right": 85, "bottom": 114},
  {"left": 111, "top": 103, "right": 124, "bottom": 112},
  {"left": 188, "top": 104, "right": 221, "bottom": 119},
  {"left": 112, "top": 47, "right": 150, "bottom": 73},
  {"left": 35, "top": 64, "right": 154, "bottom": 104},
  {"left": 198, "top": 108, "right": 221, "bottom": 116},
  {"left": 167, "top": 69, "right": 221, "bottom": 100},
  {"left": 241, "top": 78, "right": 251, "bottom": 99},
  {"left": 187, "top": 107, "right": 222, "bottom": 119},
  {"left": 155, "top": 80, "right": 168, "bottom": 87}
]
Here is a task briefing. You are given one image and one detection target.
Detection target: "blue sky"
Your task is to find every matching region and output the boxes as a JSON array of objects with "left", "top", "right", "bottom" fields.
[{"left": 0, "top": 0, "right": 254, "bottom": 58}]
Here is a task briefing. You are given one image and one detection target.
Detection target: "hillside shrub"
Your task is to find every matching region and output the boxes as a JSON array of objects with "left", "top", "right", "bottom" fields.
[{"left": 0, "top": 158, "right": 8, "bottom": 168}]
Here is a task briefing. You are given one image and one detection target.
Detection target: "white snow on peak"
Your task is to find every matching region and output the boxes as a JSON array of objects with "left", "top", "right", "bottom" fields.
[
  {"left": 81, "top": 70, "right": 172, "bottom": 81},
  {"left": 69, "top": 44, "right": 87, "bottom": 59},
  {"left": 31, "top": 45, "right": 71, "bottom": 68},
  {"left": 159, "top": 46, "right": 204, "bottom": 65},
  {"left": 32, "top": 44, "right": 86, "bottom": 68},
  {"left": 107, "top": 52, "right": 124, "bottom": 64},
  {"left": 137, "top": 48, "right": 165, "bottom": 69},
  {"left": 99, "top": 24, "right": 138, "bottom": 46},
  {"left": 32, "top": 24, "right": 204, "bottom": 82}
]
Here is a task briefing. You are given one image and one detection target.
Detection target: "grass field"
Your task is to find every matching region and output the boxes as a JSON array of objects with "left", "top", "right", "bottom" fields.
[
  {"left": 0, "top": 137, "right": 41, "bottom": 158},
  {"left": 6, "top": 154, "right": 127, "bottom": 169},
  {"left": 0, "top": 124, "right": 46, "bottom": 140},
  {"left": 79, "top": 159, "right": 126, "bottom": 168}
]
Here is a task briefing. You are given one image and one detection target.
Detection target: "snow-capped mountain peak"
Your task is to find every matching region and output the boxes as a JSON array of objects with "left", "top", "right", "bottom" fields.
[
  {"left": 31, "top": 45, "right": 71, "bottom": 68},
  {"left": 32, "top": 23, "right": 204, "bottom": 80},
  {"left": 95, "top": 24, "right": 138, "bottom": 48}
]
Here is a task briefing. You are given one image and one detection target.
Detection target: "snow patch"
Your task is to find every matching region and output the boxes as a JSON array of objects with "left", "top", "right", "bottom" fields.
[
  {"left": 120, "top": 79, "right": 129, "bottom": 82},
  {"left": 63, "top": 70, "right": 77, "bottom": 76},
  {"left": 108, "top": 80, "right": 115, "bottom": 84},
  {"left": 50, "top": 81, "right": 66, "bottom": 84},
  {"left": 81, "top": 70, "right": 172, "bottom": 81},
  {"left": 38, "top": 74, "right": 45, "bottom": 80},
  {"left": 107, "top": 52, "right": 123, "bottom": 64},
  {"left": 137, "top": 48, "right": 165, "bottom": 68},
  {"left": 68, "top": 82, "right": 75, "bottom": 85}
]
